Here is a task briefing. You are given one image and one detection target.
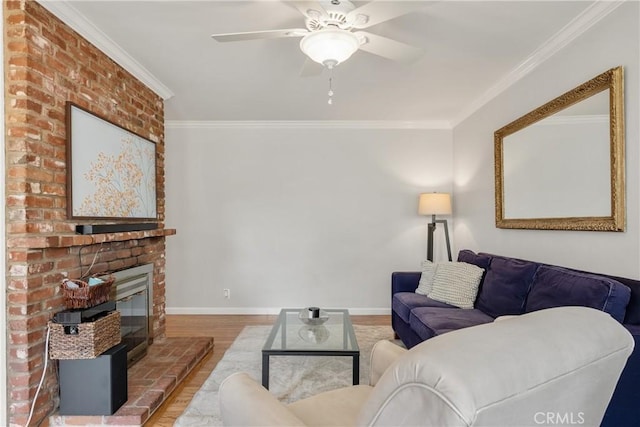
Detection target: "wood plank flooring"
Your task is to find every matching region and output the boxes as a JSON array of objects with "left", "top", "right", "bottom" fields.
[{"left": 146, "top": 314, "right": 390, "bottom": 426}]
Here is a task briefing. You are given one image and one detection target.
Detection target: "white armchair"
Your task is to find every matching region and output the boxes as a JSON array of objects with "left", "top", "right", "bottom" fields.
[{"left": 219, "top": 307, "right": 633, "bottom": 426}]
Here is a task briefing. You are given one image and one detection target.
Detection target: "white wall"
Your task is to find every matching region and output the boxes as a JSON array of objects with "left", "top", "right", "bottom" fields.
[
  {"left": 165, "top": 125, "right": 452, "bottom": 313},
  {"left": 453, "top": 2, "right": 640, "bottom": 277}
]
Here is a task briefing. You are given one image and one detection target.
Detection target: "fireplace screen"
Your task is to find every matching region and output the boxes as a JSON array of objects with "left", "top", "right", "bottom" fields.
[{"left": 108, "top": 264, "right": 153, "bottom": 365}]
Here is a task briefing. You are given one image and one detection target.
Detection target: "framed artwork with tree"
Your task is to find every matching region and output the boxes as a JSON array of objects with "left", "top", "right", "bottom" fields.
[{"left": 66, "top": 102, "right": 157, "bottom": 220}]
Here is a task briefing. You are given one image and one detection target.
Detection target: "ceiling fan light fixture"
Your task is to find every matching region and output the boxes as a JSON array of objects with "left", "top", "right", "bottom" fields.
[{"left": 300, "top": 28, "right": 360, "bottom": 68}]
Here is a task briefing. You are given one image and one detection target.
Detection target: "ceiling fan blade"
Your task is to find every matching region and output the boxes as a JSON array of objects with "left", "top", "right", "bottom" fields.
[
  {"left": 355, "top": 31, "right": 424, "bottom": 63},
  {"left": 300, "top": 58, "right": 324, "bottom": 77},
  {"left": 347, "top": 1, "right": 427, "bottom": 29},
  {"left": 288, "top": 1, "right": 329, "bottom": 19},
  {"left": 211, "top": 28, "right": 308, "bottom": 42}
]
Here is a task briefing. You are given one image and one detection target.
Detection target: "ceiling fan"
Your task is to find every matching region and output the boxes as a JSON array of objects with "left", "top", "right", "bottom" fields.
[{"left": 211, "top": 0, "right": 427, "bottom": 76}]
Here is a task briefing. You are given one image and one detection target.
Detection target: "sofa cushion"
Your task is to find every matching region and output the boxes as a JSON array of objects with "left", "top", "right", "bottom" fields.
[
  {"left": 475, "top": 256, "right": 539, "bottom": 317},
  {"left": 409, "top": 307, "right": 494, "bottom": 340},
  {"left": 428, "top": 262, "right": 484, "bottom": 309},
  {"left": 457, "top": 250, "right": 492, "bottom": 270},
  {"left": 607, "top": 275, "right": 640, "bottom": 325},
  {"left": 525, "top": 265, "right": 631, "bottom": 323},
  {"left": 392, "top": 292, "right": 456, "bottom": 323},
  {"left": 416, "top": 260, "right": 437, "bottom": 296}
]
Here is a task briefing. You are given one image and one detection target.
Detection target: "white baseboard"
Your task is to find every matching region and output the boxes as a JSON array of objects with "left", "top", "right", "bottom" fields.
[{"left": 165, "top": 307, "right": 391, "bottom": 315}]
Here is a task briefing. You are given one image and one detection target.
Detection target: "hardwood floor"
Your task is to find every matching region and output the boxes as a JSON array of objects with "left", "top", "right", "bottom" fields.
[{"left": 146, "top": 314, "right": 391, "bottom": 426}]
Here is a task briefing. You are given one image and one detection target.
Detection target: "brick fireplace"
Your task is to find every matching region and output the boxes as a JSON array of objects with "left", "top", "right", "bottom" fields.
[{"left": 3, "top": 2, "right": 171, "bottom": 425}]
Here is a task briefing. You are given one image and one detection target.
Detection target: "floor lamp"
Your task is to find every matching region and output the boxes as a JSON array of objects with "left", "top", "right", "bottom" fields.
[{"left": 418, "top": 193, "right": 452, "bottom": 262}]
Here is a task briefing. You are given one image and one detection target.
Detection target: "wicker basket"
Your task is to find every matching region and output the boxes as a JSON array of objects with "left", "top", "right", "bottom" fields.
[
  {"left": 49, "top": 311, "right": 121, "bottom": 359},
  {"left": 61, "top": 275, "right": 115, "bottom": 309}
]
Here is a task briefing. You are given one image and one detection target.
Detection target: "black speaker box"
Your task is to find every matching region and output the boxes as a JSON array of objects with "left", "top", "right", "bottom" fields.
[
  {"left": 75, "top": 223, "right": 158, "bottom": 234},
  {"left": 59, "top": 343, "right": 128, "bottom": 415}
]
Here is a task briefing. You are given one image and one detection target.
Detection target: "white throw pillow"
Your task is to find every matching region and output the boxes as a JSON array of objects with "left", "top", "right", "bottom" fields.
[
  {"left": 416, "top": 260, "right": 437, "bottom": 295},
  {"left": 427, "top": 262, "right": 484, "bottom": 309}
]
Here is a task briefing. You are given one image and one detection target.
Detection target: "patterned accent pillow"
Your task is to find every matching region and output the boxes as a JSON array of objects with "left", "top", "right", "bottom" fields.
[
  {"left": 416, "top": 260, "right": 437, "bottom": 295},
  {"left": 428, "top": 262, "right": 484, "bottom": 309}
]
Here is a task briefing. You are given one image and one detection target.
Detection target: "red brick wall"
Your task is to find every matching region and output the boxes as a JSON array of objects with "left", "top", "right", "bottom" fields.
[{"left": 4, "top": 1, "right": 167, "bottom": 425}]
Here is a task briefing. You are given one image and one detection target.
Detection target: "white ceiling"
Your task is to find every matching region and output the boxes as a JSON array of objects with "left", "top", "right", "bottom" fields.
[{"left": 42, "top": 1, "right": 612, "bottom": 124}]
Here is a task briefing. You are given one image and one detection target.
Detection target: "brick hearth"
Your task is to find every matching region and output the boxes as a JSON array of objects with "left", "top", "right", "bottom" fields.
[{"left": 47, "top": 337, "right": 213, "bottom": 426}]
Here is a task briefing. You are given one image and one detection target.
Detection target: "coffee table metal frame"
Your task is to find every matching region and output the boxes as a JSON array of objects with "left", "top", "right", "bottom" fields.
[{"left": 262, "top": 308, "right": 360, "bottom": 389}]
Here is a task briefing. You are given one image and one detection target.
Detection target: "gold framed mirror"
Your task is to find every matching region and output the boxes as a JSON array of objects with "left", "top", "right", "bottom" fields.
[{"left": 494, "top": 66, "right": 625, "bottom": 231}]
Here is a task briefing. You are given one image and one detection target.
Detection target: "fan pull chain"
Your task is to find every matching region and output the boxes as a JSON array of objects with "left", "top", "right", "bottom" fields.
[{"left": 328, "top": 77, "right": 334, "bottom": 105}]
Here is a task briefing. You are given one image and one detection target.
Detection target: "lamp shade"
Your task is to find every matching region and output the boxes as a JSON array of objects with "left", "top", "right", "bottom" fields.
[
  {"left": 418, "top": 193, "right": 452, "bottom": 216},
  {"left": 300, "top": 28, "right": 360, "bottom": 67}
]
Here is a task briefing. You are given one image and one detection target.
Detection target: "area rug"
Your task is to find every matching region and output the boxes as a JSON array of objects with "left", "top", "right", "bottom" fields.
[{"left": 175, "top": 324, "right": 395, "bottom": 426}]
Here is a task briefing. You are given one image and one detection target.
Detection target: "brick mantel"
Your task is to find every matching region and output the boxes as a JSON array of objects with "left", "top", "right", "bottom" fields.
[{"left": 7, "top": 228, "right": 176, "bottom": 249}]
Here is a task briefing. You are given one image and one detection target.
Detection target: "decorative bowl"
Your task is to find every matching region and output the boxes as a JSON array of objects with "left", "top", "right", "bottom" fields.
[
  {"left": 298, "top": 325, "right": 330, "bottom": 344},
  {"left": 298, "top": 308, "right": 329, "bottom": 325}
]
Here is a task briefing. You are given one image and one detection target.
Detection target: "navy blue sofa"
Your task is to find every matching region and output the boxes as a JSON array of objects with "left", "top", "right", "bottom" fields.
[{"left": 391, "top": 249, "right": 640, "bottom": 427}]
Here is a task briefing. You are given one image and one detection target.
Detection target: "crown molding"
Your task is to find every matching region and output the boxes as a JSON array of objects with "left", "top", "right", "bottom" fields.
[
  {"left": 165, "top": 120, "right": 452, "bottom": 130},
  {"left": 165, "top": 120, "right": 451, "bottom": 130},
  {"left": 38, "top": 0, "right": 174, "bottom": 100},
  {"left": 452, "top": 0, "right": 625, "bottom": 127}
]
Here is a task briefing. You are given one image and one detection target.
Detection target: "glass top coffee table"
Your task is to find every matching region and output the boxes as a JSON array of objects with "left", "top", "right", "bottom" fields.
[{"left": 262, "top": 308, "right": 359, "bottom": 389}]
